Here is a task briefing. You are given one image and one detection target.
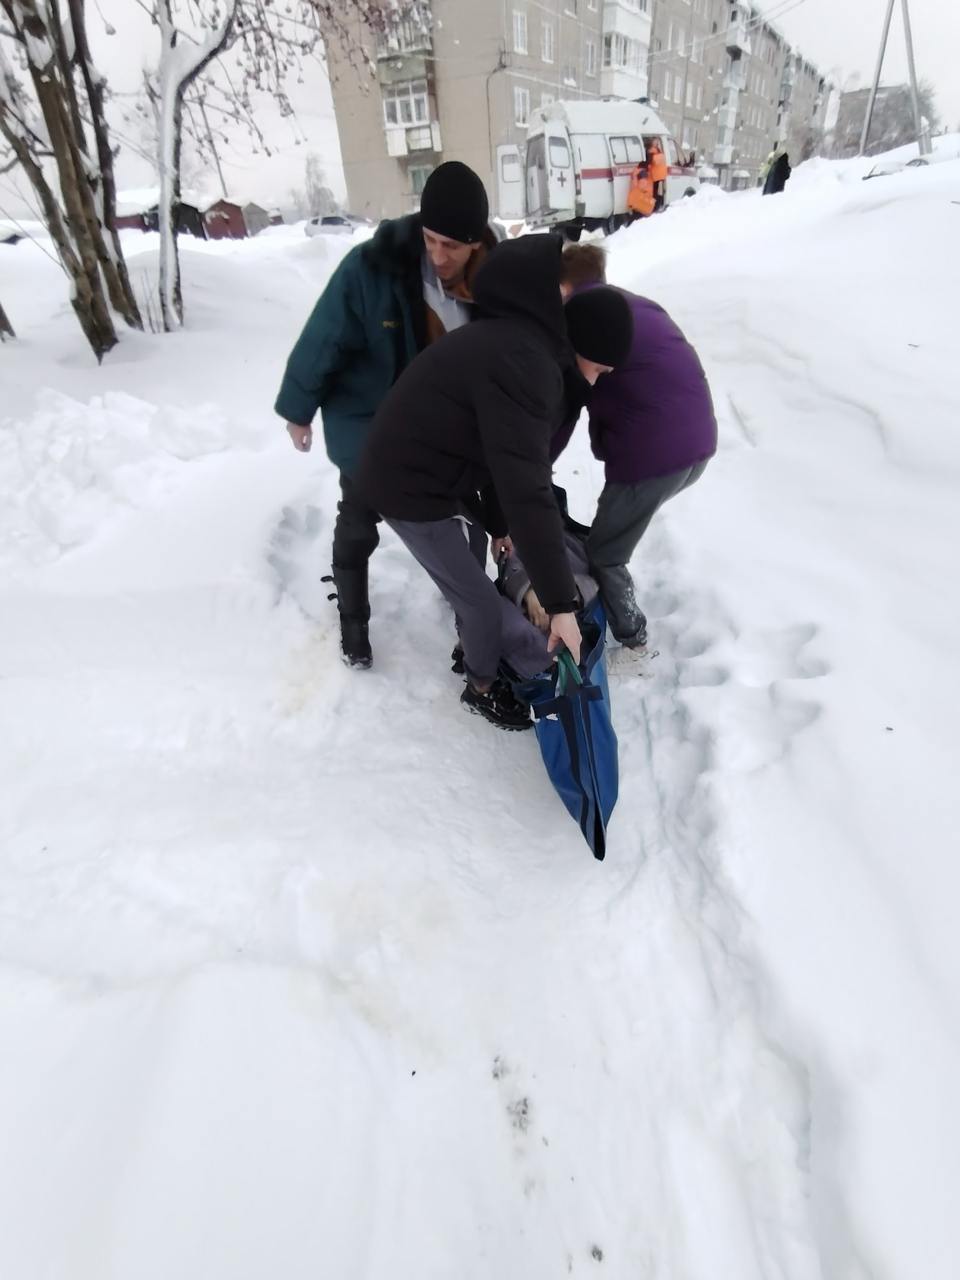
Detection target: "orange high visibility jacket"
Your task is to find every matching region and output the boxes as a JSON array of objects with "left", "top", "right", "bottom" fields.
[
  {"left": 647, "top": 143, "right": 668, "bottom": 185},
  {"left": 627, "top": 166, "right": 655, "bottom": 216}
]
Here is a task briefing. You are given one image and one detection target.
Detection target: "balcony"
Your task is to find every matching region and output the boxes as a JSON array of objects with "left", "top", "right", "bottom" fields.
[
  {"left": 385, "top": 120, "right": 442, "bottom": 158},
  {"left": 724, "top": 61, "right": 747, "bottom": 93},
  {"left": 602, "top": 0, "right": 652, "bottom": 46},
  {"left": 726, "top": 12, "right": 750, "bottom": 55},
  {"left": 376, "top": 19, "right": 432, "bottom": 60},
  {"left": 601, "top": 66, "right": 648, "bottom": 101},
  {"left": 717, "top": 105, "right": 738, "bottom": 134}
]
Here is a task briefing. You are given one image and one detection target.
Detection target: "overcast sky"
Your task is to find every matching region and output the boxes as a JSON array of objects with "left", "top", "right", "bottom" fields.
[{"left": 765, "top": 0, "right": 960, "bottom": 129}]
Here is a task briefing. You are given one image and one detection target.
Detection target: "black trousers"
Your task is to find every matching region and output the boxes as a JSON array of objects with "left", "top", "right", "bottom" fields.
[
  {"left": 587, "top": 460, "right": 709, "bottom": 643},
  {"left": 331, "top": 474, "right": 381, "bottom": 571}
]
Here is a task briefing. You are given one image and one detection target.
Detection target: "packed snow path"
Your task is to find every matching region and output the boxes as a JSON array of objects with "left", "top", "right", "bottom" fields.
[{"left": 2, "top": 154, "right": 959, "bottom": 1279}]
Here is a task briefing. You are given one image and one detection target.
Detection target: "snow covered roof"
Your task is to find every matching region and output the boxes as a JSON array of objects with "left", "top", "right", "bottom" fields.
[
  {"left": 116, "top": 187, "right": 218, "bottom": 216},
  {"left": 531, "top": 98, "right": 669, "bottom": 137}
]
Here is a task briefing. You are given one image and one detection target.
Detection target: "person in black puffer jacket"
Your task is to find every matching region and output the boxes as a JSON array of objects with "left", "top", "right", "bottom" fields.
[{"left": 356, "top": 234, "right": 632, "bottom": 731}]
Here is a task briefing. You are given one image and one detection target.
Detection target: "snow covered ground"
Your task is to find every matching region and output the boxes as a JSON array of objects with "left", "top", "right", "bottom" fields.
[{"left": 2, "top": 153, "right": 959, "bottom": 1279}]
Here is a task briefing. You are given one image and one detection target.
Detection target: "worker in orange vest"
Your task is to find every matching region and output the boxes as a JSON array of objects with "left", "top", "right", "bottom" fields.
[
  {"left": 627, "top": 160, "right": 655, "bottom": 219},
  {"left": 647, "top": 139, "right": 669, "bottom": 211}
]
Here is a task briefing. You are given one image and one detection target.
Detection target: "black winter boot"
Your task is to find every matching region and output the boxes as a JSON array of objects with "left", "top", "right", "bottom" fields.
[
  {"left": 461, "top": 677, "right": 532, "bottom": 731},
  {"left": 324, "top": 566, "right": 373, "bottom": 669}
]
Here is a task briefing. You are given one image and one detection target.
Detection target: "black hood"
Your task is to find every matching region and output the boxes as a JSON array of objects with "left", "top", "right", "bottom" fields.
[{"left": 471, "top": 234, "right": 566, "bottom": 348}]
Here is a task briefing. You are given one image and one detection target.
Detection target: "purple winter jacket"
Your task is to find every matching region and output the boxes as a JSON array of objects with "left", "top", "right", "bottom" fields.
[{"left": 553, "top": 289, "right": 718, "bottom": 484}]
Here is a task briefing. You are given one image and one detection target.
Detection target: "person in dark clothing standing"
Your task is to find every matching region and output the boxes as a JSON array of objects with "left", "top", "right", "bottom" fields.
[
  {"left": 553, "top": 244, "right": 717, "bottom": 653},
  {"left": 357, "top": 236, "right": 634, "bottom": 731},
  {"left": 763, "top": 148, "right": 792, "bottom": 195},
  {"left": 274, "top": 162, "right": 493, "bottom": 669}
]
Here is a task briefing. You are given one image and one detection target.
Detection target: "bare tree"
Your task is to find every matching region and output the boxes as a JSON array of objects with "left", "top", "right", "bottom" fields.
[
  {"left": 144, "top": 1, "right": 428, "bottom": 330},
  {"left": 305, "top": 152, "right": 337, "bottom": 216},
  {"left": 0, "top": 0, "right": 141, "bottom": 360},
  {"left": 832, "top": 80, "right": 941, "bottom": 158}
]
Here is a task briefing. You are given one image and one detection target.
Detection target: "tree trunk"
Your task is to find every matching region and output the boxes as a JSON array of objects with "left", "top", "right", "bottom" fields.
[
  {"left": 66, "top": 0, "right": 143, "bottom": 330},
  {"left": 2, "top": 0, "right": 119, "bottom": 358},
  {"left": 0, "top": 299, "right": 14, "bottom": 341},
  {"left": 158, "top": 81, "right": 184, "bottom": 331},
  {"left": 0, "top": 115, "right": 116, "bottom": 360},
  {"left": 156, "top": 0, "right": 236, "bottom": 331}
]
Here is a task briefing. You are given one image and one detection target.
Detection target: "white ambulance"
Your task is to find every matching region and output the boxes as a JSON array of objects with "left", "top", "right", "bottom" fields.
[{"left": 496, "top": 99, "right": 700, "bottom": 239}]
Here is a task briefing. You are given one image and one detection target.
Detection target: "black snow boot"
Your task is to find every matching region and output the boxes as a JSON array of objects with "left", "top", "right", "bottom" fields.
[
  {"left": 461, "top": 677, "right": 532, "bottom": 732},
  {"left": 451, "top": 643, "right": 465, "bottom": 675},
  {"left": 323, "top": 565, "right": 372, "bottom": 669}
]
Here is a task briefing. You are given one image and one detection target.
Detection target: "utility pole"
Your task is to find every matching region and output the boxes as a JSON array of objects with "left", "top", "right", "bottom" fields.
[
  {"left": 859, "top": 0, "right": 931, "bottom": 157},
  {"left": 860, "top": 0, "right": 895, "bottom": 155},
  {"left": 900, "top": 0, "right": 932, "bottom": 155}
]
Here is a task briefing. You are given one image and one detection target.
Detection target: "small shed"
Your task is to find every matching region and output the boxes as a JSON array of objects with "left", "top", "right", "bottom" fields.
[
  {"left": 114, "top": 189, "right": 207, "bottom": 239},
  {"left": 242, "top": 202, "right": 271, "bottom": 237},
  {"left": 203, "top": 199, "right": 247, "bottom": 240}
]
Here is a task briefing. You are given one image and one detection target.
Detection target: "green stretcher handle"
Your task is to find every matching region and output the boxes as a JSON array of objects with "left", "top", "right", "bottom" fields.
[{"left": 557, "top": 648, "right": 583, "bottom": 693}]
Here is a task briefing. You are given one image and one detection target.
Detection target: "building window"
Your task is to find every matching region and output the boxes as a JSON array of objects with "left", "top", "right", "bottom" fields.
[
  {"left": 541, "top": 21, "right": 555, "bottom": 63},
  {"left": 588, "top": 0, "right": 599, "bottom": 10},
  {"left": 383, "top": 79, "right": 429, "bottom": 127},
  {"left": 697, "top": 84, "right": 704, "bottom": 110},
  {"left": 513, "top": 10, "right": 528, "bottom": 55},
  {"left": 673, "top": 76, "right": 682, "bottom": 104},
  {"left": 514, "top": 85, "right": 530, "bottom": 125},
  {"left": 562, "top": 62, "right": 578, "bottom": 87},
  {"left": 407, "top": 125, "right": 433, "bottom": 152},
  {"left": 603, "top": 33, "right": 644, "bottom": 74},
  {"left": 663, "top": 70, "right": 672, "bottom": 101},
  {"left": 686, "top": 82, "right": 695, "bottom": 108},
  {"left": 586, "top": 41, "right": 597, "bottom": 77},
  {"left": 409, "top": 164, "right": 433, "bottom": 195}
]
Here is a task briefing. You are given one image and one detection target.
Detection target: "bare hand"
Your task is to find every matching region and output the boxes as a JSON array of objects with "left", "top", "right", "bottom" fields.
[
  {"left": 523, "top": 587, "right": 550, "bottom": 632},
  {"left": 287, "top": 423, "right": 312, "bottom": 452},
  {"left": 491, "top": 536, "right": 514, "bottom": 561},
  {"left": 548, "top": 611, "right": 582, "bottom": 665}
]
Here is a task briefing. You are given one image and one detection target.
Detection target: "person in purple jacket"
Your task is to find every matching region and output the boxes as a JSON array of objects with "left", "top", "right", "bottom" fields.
[{"left": 555, "top": 244, "right": 717, "bottom": 650}]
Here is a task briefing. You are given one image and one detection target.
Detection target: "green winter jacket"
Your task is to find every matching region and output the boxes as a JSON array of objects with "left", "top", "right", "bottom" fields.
[{"left": 274, "top": 214, "right": 427, "bottom": 476}]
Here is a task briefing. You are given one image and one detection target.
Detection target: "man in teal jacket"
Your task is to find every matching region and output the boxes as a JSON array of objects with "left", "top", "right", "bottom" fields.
[{"left": 275, "top": 162, "right": 492, "bottom": 668}]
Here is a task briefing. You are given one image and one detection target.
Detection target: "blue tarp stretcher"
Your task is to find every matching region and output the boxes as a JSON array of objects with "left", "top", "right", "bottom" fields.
[{"left": 513, "top": 598, "right": 619, "bottom": 860}]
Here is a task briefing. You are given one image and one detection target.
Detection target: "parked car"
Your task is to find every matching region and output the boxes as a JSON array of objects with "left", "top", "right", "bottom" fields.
[{"left": 304, "top": 214, "right": 354, "bottom": 237}]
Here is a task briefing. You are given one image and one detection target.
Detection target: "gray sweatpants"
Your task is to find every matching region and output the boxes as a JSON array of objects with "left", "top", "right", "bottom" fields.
[
  {"left": 587, "top": 460, "right": 709, "bottom": 644},
  {"left": 387, "top": 516, "right": 552, "bottom": 686}
]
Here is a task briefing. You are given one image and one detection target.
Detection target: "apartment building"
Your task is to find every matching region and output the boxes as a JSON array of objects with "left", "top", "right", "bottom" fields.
[
  {"left": 778, "top": 52, "right": 828, "bottom": 160},
  {"left": 325, "top": 0, "right": 828, "bottom": 217},
  {"left": 647, "top": 2, "right": 826, "bottom": 188},
  {"left": 327, "top": 0, "right": 606, "bottom": 222},
  {"left": 646, "top": 0, "right": 729, "bottom": 161}
]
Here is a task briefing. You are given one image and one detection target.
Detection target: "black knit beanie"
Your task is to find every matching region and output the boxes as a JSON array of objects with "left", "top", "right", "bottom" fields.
[
  {"left": 564, "top": 286, "right": 634, "bottom": 367},
  {"left": 420, "top": 161, "right": 489, "bottom": 244}
]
